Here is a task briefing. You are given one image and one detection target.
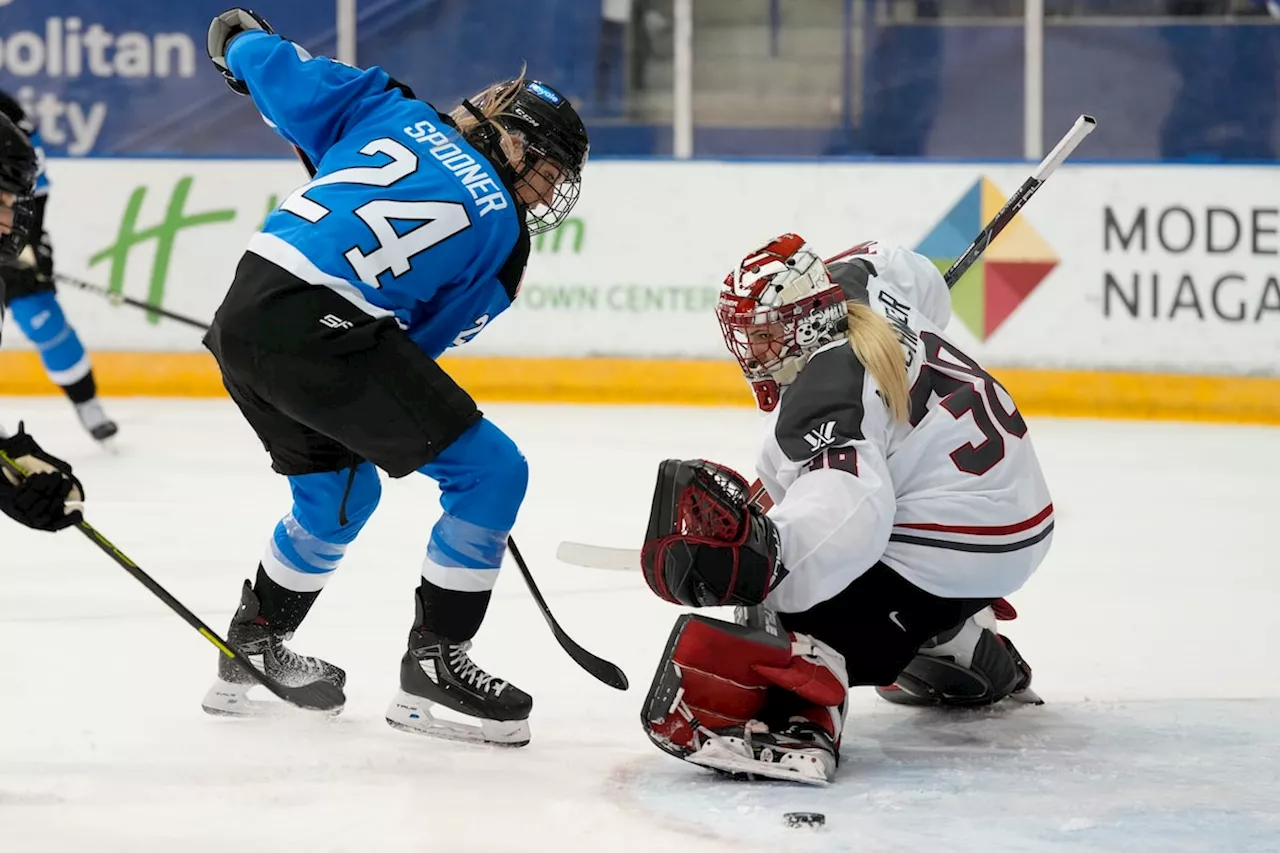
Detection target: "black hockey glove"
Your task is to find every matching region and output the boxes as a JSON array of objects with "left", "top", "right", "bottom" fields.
[
  {"left": 641, "top": 459, "right": 788, "bottom": 608},
  {"left": 207, "top": 8, "right": 274, "bottom": 95},
  {"left": 0, "top": 424, "right": 84, "bottom": 532}
]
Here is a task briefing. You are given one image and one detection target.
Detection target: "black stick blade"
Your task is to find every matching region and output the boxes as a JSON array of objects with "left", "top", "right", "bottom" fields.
[
  {"left": 508, "top": 537, "right": 630, "bottom": 691},
  {"left": 258, "top": 675, "right": 347, "bottom": 712},
  {"left": 547, "top": 620, "right": 630, "bottom": 690}
]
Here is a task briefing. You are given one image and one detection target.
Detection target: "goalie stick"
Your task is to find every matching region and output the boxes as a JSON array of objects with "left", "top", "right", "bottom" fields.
[
  {"left": 0, "top": 450, "right": 345, "bottom": 713},
  {"left": 556, "top": 115, "right": 1097, "bottom": 574},
  {"left": 941, "top": 114, "right": 1095, "bottom": 288},
  {"left": 557, "top": 481, "right": 774, "bottom": 572}
]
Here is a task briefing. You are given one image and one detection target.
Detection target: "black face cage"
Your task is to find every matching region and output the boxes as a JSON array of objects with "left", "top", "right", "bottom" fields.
[
  {"left": 0, "top": 199, "right": 34, "bottom": 261},
  {"left": 519, "top": 154, "right": 582, "bottom": 236},
  {"left": 0, "top": 160, "right": 37, "bottom": 200}
]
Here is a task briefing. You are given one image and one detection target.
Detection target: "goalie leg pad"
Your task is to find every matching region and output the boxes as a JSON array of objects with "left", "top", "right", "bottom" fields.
[{"left": 643, "top": 613, "right": 849, "bottom": 782}]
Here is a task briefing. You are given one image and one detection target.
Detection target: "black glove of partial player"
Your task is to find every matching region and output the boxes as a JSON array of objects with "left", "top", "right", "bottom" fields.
[
  {"left": 0, "top": 424, "right": 84, "bottom": 532},
  {"left": 1, "top": 222, "right": 54, "bottom": 293},
  {"left": 207, "top": 8, "right": 274, "bottom": 95}
]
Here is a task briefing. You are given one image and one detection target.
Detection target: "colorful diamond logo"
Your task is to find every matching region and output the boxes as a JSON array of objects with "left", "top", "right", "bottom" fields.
[{"left": 915, "top": 177, "right": 1058, "bottom": 341}]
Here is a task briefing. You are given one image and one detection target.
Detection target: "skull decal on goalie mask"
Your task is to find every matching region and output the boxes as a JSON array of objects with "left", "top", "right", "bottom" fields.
[{"left": 716, "top": 234, "right": 848, "bottom": 412}]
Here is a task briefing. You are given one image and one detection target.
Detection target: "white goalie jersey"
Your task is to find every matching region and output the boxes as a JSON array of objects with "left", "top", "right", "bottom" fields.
[{"left": 756, "top": 240, "right": 1054, "bottom": 614}]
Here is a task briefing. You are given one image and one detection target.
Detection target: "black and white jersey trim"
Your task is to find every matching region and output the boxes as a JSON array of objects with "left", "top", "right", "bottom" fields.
[{"left": 889, "top": 522, "right": 1055, "bottom": 554}]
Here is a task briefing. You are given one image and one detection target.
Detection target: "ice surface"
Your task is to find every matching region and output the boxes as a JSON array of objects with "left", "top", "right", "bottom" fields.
[{"left": 2, "top": 398, "right": 1278, "bottom": 852}]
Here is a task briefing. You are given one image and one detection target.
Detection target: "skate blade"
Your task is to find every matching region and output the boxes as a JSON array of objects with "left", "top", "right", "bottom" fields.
[
  {"left": 687, "top": 743, "right": 831, "bottom": 786},
  {"left": 384, "top": 690, "right": 530, "bottom": 747},
  {"left": 201, "top": 678, "right": 344, "bottom": 718},
  {"left": 875, "top": 684, "right": 939, "bottom": 707}
]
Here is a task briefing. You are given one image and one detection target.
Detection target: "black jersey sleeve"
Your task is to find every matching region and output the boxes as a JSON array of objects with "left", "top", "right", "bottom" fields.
[
  {"left": 774, "top": 344, "right": 868, "bottom": 463},
  {"left": 827, "top": 258, "right": 876, "bottom": 305}
]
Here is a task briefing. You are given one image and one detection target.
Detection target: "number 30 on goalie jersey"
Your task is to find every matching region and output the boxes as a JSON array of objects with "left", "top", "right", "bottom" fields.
[
  {"left": 228, "top": 30, "right": 526, "bottom": 359},
  {"left": 755, "top": 242, "right": 1052, "bottom": 610}
]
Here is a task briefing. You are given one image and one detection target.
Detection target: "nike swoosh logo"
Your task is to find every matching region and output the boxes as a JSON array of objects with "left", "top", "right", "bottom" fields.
[{"left": 889, "top": 611, "right": 905, "bottom": 631}]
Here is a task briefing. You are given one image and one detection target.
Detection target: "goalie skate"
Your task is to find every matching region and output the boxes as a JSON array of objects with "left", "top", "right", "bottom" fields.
[{"left": 686, "top": 721, "right": 837, "bottom": 786}]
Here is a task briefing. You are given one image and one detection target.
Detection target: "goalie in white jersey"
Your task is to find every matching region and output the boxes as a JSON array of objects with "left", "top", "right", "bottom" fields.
[{"left": 638, "top": 234, "right": 1052, "bottom": 785}]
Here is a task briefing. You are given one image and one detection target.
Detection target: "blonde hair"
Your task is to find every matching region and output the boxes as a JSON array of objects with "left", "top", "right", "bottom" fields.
[
  {"left": 449, "top": 68, "right": 528, "bottom": 168},
  {"left": 844, "top": 302, "right": 911, "bottom": 423}
]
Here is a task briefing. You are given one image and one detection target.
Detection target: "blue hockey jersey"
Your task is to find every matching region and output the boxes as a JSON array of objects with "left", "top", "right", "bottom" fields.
[
  {"left": 226, "top": 32, "right": 524, "bottom": 358},
  {"left": 28, "top": 128, "right": 48, "bottom": 197}
]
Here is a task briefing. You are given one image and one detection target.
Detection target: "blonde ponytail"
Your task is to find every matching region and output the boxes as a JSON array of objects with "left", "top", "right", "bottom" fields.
[
  {"left": 844, "top": 302, "right": 911, "bottom": 423},
  {"left": 449, "top": 68, "right": 529, "bottom": 167}
]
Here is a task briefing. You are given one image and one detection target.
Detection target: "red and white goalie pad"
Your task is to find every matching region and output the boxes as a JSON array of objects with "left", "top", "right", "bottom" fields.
[{"left": 642, "top": 613, "right": 849, "bottom": 761}]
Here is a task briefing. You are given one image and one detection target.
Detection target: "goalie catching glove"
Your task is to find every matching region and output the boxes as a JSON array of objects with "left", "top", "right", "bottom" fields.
[
  {"left": 641, "top": 459, "right": 787, "bottom": 608},
  {"left": 643, "top": 613, "right": 849, "bottom": 785}
]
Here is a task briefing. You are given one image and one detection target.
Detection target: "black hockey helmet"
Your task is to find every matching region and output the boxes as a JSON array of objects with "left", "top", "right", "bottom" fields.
[
  {"left": 0, "top": 112, "right": 36, "bottom": 198},
  {"left": 478, "top": 79, "right": 588, "bottom": 235},
  {"left": 0, "top": 112, "right": 37, "bottom": 260}
]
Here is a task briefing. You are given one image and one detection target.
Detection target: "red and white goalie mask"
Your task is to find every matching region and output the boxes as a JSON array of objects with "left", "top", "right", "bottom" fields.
[{"left": 716, "top": 233, "right": 847, "bottom": 411}]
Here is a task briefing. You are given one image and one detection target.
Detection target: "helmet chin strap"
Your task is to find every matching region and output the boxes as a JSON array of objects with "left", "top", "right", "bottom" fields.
[{"left": 461, "top": 98, "right": 533, "bottom": 181}]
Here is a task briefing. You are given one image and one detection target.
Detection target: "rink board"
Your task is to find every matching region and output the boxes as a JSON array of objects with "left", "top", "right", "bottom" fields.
[
  {"left": 1, "top": 157, "right": 1277, "bottom": 421},
  {"left": 4, "top": 350, "right": 1280, "bottom": 424}
]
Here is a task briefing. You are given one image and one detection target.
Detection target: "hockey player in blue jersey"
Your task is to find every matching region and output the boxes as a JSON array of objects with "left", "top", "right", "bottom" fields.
[
  {"left": 0, "top": 91, "right": 119, "bottom": 445},
  {"left": 199, "top": 9, "right": 589, "bottom": 746}
]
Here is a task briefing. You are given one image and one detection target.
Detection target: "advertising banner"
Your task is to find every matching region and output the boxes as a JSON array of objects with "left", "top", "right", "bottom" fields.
[
  {"left": 0, "top": 0, "right": 329, "bottom": 156},
  {"left": 6, "top": 159, "right": 1278, "bottom": 376}
]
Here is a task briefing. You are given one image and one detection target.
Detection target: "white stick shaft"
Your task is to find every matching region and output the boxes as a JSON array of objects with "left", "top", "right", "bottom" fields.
[
  {"left": 1033, "top": 114, "right": 1096, "bottom": 181},
  {"left": 556, "top": 542, "right": 641, "bottom": 572}
]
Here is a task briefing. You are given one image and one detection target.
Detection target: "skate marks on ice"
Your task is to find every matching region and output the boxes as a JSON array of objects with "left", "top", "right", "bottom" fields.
[{"left": 615, "top": 699, "right": 1280, "bottom": 853}]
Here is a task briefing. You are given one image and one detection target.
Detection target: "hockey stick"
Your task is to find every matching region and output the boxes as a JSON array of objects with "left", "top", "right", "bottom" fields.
[
  {"left": 942, "top": 114, "right": 1095, "bottom": 289},
  {"left": 556, "top": 482, "right": 775, "bottom": 573},
  {"left": 507, "top": 536, "right": 629, "bottom": 690},
  {"left": 55, "top": 273, "right": 212, "bottom": 332},
  {"left": 56, "top": 145, "right": 313, "bottom": 331},
  {"left": 556, "top": 116, "right": 1098, "bottom": 573},
  {"left": 0, "top": 451, "right": 345, "bottom": 713}
]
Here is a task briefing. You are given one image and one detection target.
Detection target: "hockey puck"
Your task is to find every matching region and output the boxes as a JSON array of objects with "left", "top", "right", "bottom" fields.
[{"left": 783, "top": 812, "right": 826, "bottom": 829}]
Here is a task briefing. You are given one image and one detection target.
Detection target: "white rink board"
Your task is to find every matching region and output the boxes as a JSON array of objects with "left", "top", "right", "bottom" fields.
[{"left": 17, "top": 158, "right": 1280, "bottom": 374}]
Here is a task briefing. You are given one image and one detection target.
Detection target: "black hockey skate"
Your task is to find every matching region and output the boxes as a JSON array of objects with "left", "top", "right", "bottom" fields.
[
  {"left": 201, "top": 580, "right": 346, "bottom": 716},
  {"left": 385, "top": 594, "right": 531, "bottom": 746},
  {"left": 877, "top": 608, "right": 1041, "bottom": 708},
  {"left": 687, "top": 720, "right": 838, "bottom": 786}
]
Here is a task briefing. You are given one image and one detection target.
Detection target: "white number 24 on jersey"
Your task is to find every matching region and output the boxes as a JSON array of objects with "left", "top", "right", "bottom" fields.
[{"left": 279, "top": 138, "right": 471, "bottom": 287}]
